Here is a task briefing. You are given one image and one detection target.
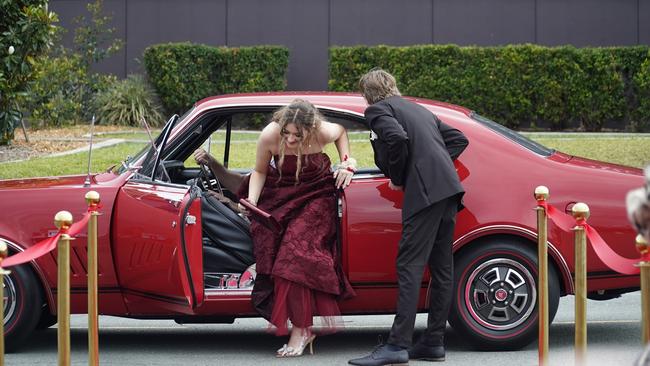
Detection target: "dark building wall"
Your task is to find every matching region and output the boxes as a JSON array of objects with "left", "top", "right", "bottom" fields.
[
  {"left": 50, "top": 0, "right": 650, "bottom": 91},
  {"left": 227, "top": 0, "right": 329, "bottom": 91}
]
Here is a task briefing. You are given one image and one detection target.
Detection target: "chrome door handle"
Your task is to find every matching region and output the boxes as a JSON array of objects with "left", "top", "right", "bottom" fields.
[{"left": 185, "top": 215, "right": 197, "bottom": 225}]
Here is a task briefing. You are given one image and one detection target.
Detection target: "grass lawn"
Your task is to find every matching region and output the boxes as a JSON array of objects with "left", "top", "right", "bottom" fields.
[
  {"left": 0, "top": 132, "right": 649, "bottom": 179},
  {"left": 0, "top": 143, "right": 147, "bottom": 179},
  {"left": 532, "top": 137, "right": 650, "bottom": 168}
]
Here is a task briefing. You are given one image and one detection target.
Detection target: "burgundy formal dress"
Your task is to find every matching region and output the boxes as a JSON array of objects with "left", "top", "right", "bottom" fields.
[{"left": 239, "top": 152, "right": 355, "bottom": 335}]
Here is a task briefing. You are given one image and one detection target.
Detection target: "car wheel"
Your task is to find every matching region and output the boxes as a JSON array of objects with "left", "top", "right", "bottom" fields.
[
  {"left": 4, "top": 264, "right": 43, "bottom": 352},
  {"left": 35, "top": 305, "right": 57, "bottom": 330},
  {"left": 448, "top": 238, "right": 560, "bottom": 350}
]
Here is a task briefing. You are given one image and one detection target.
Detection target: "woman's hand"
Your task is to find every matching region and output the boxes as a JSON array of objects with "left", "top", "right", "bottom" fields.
[
  {"left": 237, "top": 198, "right": 256, "bottom": 216},
  {"left": 333, "top": 168, "right": 354, "bottom": 189},
  {"left": 193, "top": 148, "right": 213, "bottom": 166},
  {"left": 333, "top": 157, "right": 356, "bottom": 189}
]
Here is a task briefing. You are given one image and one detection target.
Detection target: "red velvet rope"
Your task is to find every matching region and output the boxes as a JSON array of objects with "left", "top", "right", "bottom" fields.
[
  {"left": 3, "top": 212, "right": 92, "bottom": 268},
  {"left": 537, "top": 200, "right": 640, "bottom": 275},
  {"left": 577, "top": 218, "right": 640, "bottom": 275},
  {"left": 87, "top": 203, "right": 102, "bottom": 212}
]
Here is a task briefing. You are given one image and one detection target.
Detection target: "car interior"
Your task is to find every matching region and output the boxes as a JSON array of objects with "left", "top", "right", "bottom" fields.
[{"left": 149, "top": 107, "right": 373, "bottom": 291}]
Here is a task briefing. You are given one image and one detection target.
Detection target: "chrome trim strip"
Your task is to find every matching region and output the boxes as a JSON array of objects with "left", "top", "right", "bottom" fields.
[
  {"left": 204, "top": 289, "right": 252, "bottom": 297},
  {"left": 452, "top": 224, "right": 574, "bottom": 294},
  {"left": 351, "top": 173, "right": 384, "bottom": 180}
]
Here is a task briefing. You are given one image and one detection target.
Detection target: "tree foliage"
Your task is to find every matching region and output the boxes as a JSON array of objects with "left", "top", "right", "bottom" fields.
[
  {"left": 0, "top": 0, "right": 57, "bottom": 144},
  {"left": 24, "top": 0, "right": 123, "bottom": 127}
]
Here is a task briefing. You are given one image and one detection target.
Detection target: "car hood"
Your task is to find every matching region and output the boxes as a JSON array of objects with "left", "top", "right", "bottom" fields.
[
  {"left": 0, "top": 172, "right": 126, "bottom": 248},
  {"left": 0, "top": 175, "right": 90, "bottom": 190}
]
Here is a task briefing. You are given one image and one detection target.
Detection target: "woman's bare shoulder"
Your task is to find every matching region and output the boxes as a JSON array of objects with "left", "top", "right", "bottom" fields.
[
  {"left": 257, "top": 122, "right": 280, "bottom": 155},
  {"left": 317, "top": 120, "right": 343, "bottom": 143},
  {"left": 260, "top": 122, "right": 280, "bottom": 140}
]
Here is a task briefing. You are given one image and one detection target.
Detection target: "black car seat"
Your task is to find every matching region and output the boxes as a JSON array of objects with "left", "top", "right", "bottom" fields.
[{"left": 201, "top": 192, "right": 255, "bottom": 274}]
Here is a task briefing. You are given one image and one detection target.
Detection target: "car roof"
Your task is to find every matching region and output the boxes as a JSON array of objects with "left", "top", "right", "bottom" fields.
[{"left": 195, "top": 92, "right": 473, "bottom": 118}]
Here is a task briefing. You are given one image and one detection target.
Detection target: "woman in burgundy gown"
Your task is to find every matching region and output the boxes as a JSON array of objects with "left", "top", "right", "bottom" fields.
[{"left": 236, "top": 99, "right": 357, "bottom": 357}]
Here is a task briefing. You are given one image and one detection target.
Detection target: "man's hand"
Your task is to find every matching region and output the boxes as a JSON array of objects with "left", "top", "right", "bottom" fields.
[
  {"left": 193, "top": 148, "right": 213, "bottom": 166},
  {"left": 388, "top": 181, "right": 403, "bottom": 191}
]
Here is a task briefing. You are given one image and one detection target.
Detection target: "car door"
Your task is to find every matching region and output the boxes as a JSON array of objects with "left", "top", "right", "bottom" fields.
[
  {"left": 112, "top": 179, "right": 204, "bottom": 314},
  {"left": 317, "top": 112, "right": 403, "bottom": 311}
]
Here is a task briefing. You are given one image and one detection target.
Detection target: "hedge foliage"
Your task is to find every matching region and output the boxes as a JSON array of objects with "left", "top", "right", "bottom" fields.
[
  {"left": 144, "top": 43, "right": 289, "bottom": 115},
  {"left": 329, "top": 44, "right": 650, "bottom": 131}
]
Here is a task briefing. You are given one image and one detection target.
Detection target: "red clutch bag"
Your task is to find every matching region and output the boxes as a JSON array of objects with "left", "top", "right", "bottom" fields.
[{"left": 239, "top": 198, "right": 282, "bottom": 234}]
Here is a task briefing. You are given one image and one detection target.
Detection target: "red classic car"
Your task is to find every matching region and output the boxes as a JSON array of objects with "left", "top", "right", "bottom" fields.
[{"left": 0, "top": 93, "right": 643, "bottom": 351}]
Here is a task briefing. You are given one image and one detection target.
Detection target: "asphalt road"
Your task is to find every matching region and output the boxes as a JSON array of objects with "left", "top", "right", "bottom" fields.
[{"left": 5, "top": 291, "right": 645, "bottom": 366}]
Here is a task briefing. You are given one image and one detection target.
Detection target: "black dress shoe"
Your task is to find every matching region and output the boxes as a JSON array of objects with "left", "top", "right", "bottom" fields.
[
  {"left": 407, "top": 342, "right": 445, "bottom": 362},
  {"left": 348, "top": 344, "right": 409, "bottom": 366}
]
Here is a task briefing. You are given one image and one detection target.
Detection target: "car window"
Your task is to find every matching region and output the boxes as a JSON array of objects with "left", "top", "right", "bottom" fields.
[
  {"left": 471, "top": 113, "right": 553, "bottom": 157},
  {"left": 182, "top": 112, "right": 269, "bottom": 170},
  {"left": 321, "top": 113, "right": 377, "bottom": 171},
  {"left": 227, "top": 112, "right": 271, "bottom": 169},
  {"left": 184, "top": 110, "right": 378, "bottom": 171}
]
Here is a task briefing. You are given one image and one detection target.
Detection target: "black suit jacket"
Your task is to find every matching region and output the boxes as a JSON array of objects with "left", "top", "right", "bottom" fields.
[{"left": 365, "top": 96, "right": 468, "bottom": 219}]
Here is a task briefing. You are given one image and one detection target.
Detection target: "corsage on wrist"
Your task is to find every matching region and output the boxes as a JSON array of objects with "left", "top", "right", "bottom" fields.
[{"left": 337, "top": 156, "right": 357, "bottom": 173}]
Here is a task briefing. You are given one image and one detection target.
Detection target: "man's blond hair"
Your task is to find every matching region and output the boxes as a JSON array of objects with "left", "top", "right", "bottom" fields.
[{"left": 358, "top": 69, "right": 401, "bottom": 104}]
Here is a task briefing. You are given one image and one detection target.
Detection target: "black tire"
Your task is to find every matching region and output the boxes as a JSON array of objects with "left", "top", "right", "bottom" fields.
[
  {"left": 4, "top": 264, "right": 43, "bottom": 352},
  {"left": 35, "top": 304, "right": 57, "bottom": 330},
  {"left": 448, "top": 237, "right": 560, "bottom": 350}
]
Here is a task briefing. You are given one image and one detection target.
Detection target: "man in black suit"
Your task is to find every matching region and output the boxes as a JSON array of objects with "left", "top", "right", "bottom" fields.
[{"left": 349, "top": 69, "right": 468, "bottom": 366}]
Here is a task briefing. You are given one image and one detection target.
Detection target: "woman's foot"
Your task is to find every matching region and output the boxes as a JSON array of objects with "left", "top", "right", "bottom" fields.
[{"left": 276, "top": 327, "right": 315, "bottom": 357}]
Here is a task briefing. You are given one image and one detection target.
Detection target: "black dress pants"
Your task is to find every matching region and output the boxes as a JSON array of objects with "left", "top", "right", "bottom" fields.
[{"left": 387, "top": 195, "right": 458, "bottom": 348}]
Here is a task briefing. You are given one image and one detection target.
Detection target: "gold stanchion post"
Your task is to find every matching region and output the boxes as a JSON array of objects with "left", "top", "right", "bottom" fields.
[
  {"left": 0, "top": 242, "right": 10, "bottom": 366},
  {"left": 86, "top": 191, "right": 100, "bottom": 366},
  {"left": 55, "top": 211, "right": 73, "bottom": 366},
  {"left": 636, "top": 234, "right": 650, "bottom": 344},
  {"left": 572, "top": 203, "right": 589, "bottom": 366},
  {"left": 535, "top": 186, "right": 549, "bottom": 366}
]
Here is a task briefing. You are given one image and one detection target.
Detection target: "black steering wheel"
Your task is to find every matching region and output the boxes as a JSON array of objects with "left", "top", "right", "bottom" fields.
[
  {"left": 196, "top": 163, "right": 248, "bottom": 219},
  {"left": 197, "top": 163, "right": 223, "bottom": 195}
]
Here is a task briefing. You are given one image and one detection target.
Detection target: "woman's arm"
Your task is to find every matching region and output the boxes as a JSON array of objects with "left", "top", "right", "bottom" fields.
[
  {"left": 319, "top": 121, "right": 355, "bottom": 188},
  {"left": 193, "top": 148, "right": 244, "bottom": 192},
  {"left": 247, "top": 124, "right": 276, "bottom": 205},
  {"left": 319, "top": 121, "right": 350, "bottom": 161}
]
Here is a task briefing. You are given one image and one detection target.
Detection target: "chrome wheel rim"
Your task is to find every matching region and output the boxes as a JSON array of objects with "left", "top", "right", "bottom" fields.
[
  {"left": 3, "top": 274, "right": 17, "bottom": 326},
  {"left": 464, "top": 258, "right": 537, "bottom": 331}
]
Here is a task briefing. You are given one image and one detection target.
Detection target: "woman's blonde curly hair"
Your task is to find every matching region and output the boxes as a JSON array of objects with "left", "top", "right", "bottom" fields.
[
  {"left": 358, "top": 68, "right": 401, "bottom": 105},
  {"left": 273, "top": 99, "right": 323, "bottom": 184}
]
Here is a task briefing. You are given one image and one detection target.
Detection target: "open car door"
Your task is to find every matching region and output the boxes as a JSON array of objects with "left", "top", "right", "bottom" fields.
[
  {"left": 112, "top": 182, "right": 204, "bottom": 314},
  {"left": 111, "top": 115, "right": 204, "bottom": 314}
]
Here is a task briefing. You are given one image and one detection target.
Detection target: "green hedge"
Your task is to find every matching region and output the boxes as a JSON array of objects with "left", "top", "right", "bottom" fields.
[
  {"left": 144, "top": 43, "right": 289, "bottom": 115},
  {"left": 329, "top": 44, "right": 650, "bottom": 131}
]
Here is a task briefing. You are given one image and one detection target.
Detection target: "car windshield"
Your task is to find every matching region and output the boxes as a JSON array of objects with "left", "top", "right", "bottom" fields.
[
  {"left": 471, "top": 113, "right": 554, "bottom": 157},
  {"left": 116, "top": 106, "right": 196, "bottom": 175}
]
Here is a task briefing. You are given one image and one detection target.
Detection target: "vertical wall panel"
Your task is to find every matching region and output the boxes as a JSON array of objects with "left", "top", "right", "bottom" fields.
[
  {"left": 433, "top": 0, "right": 535, "bottom": 45},
  {"left": 330, "top": 0, "right": 432, "bottom": 46},
  {"left": 640, "top": 0, "right": 650, "bottom": 44},
  {"left": 227, "top": 0, "right": 329, "bottom": 90},
  {"left": 49, "top": 0, "right": 650, "bottom": 91},
  {"left": 126, "top": 0, "right": 227, "bottom": 74},
  {"left": 537, "top": 0, "right": 638, "bottom": 46},
  {"left": 50, "top": 0, "right": 127, "bottom": 77}
]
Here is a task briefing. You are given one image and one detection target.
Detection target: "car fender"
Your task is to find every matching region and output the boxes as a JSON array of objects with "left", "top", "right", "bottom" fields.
[
  {"left": 450, "top": 225, "right": 573, "bottom": 295},
  {"left": 0, "top": 237, "right": 54, "bottom": 312}
]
